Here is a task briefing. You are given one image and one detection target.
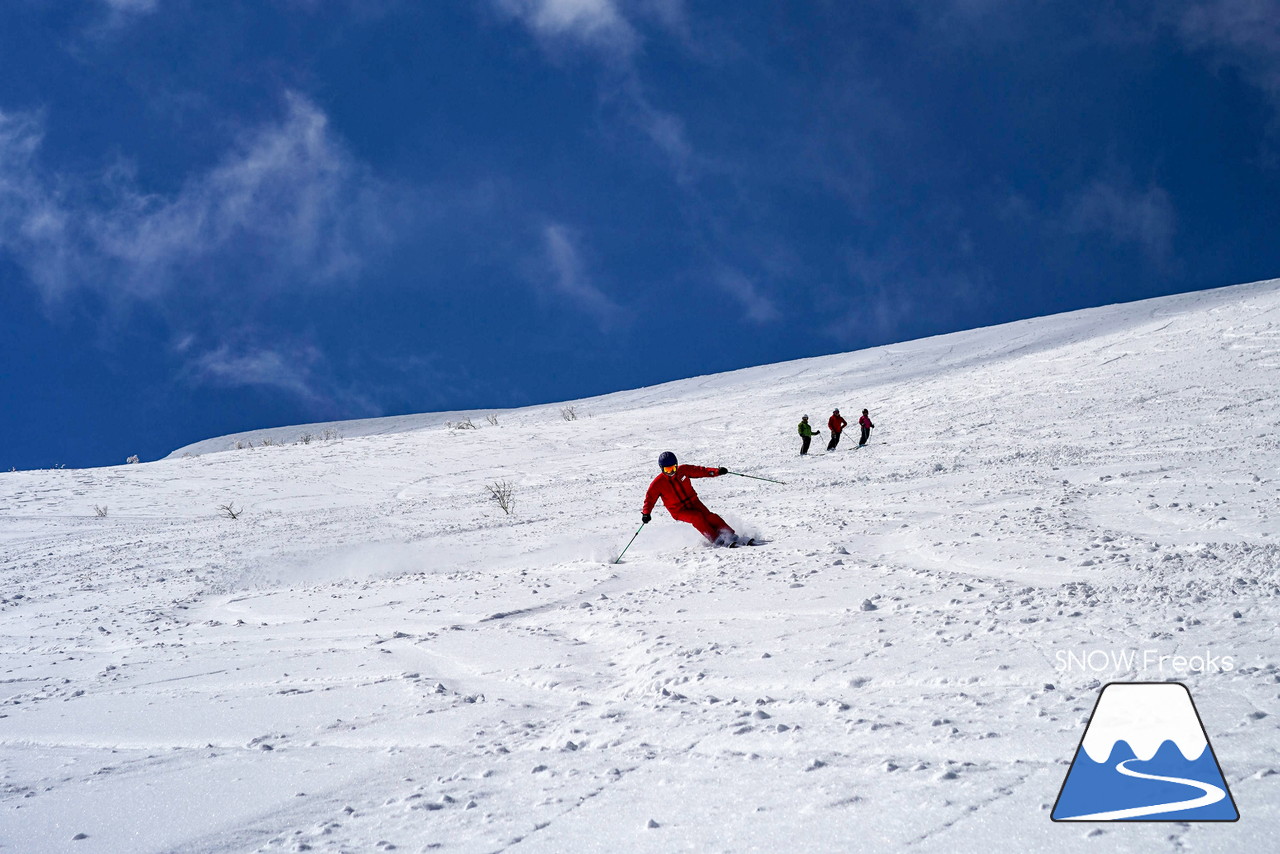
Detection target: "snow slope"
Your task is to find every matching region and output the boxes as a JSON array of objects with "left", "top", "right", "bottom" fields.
[{"left": 3, "top": 279, "right": 1279, "bottom": 853}]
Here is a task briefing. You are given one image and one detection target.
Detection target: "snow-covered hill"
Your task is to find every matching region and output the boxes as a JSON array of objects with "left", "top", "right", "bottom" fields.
[{"left": 3, "top": 279, "right": 1279, "bottom": 852}]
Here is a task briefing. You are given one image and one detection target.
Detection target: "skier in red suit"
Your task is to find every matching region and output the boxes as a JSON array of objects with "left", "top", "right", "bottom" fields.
[
  {"left": 641, "top": 451, "right": 740, "bottom": 546},
  {"left": 827, "top": 409, "right": 848, "bottom": 451}
]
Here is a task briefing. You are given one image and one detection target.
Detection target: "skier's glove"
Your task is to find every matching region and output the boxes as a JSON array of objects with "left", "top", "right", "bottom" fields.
[
  {"left": 717, "top": 467, "right": 728, "bottom": 475},
  {"left": 642, "top": 514, "right": 651, "bottom": 524}
]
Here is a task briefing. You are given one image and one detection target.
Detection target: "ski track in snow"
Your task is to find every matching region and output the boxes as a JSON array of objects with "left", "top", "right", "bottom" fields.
[
  {"left": 2, "top": 280, "right": 1279, "bottom": 852},
  {"left": 1057, "top": 758, "right": 1226, "bottom": 821}
]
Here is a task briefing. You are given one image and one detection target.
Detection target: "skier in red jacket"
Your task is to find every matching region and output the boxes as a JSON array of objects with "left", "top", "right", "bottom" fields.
[
  {"left": 827, "top": 409, "right": 848, "bottom": 451},
  {"left": 642, "top": 451, "right": 743, "bottom": 546}
]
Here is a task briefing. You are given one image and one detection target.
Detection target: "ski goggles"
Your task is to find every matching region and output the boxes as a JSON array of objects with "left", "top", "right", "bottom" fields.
[{"left": 663, "top": 464, "right": 678, "bottom": 473}]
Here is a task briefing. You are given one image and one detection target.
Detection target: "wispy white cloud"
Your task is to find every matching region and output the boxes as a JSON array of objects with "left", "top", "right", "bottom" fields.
[
  {"left": 1173, "top": 0, "right": 1280, "bottom": 99},
  {"left": 1064, "top": 178, "right": 1176, "bottom": 263},
  {"left": 189, "top": 342, "right": 326, "bottom": 402},
  {"left": 826, "top": 244, "right": 987, "bottom": 345},
  {"left": 912, "top": 0, "right": 1280, "bottom": 106},
  {"left": 832, "top": 248, "right": 923, "bottom": 343},
  {"left": 0, "top": 93, "right": 397, "bottom": 305},
  {"left": 184, "top": 337, "right": 382, "bottom": 414},
  {"left": 901, "top": 0, "right": 1032, "bottom": 42},
  {"left": 492, "top": 0, "right": 637, "bottom": 56},
  {"left": 0, "top": 110, "right": 73, "bottom": 296},
  {"left": 716, "top": 268, "right": 779, "bottom": 324},
  {"left": 84, "top": 0, "right": 160, "bottom": 36},
  {"left": 490, "top": 1, "right": 701, "bottom": 182},
  {"left": 633, "top": 0, "right": 687, "bottom": 35},
  {"left": 101, "top": 0, "right": 159, "bottom": 11},
  {"left": 622, "top": 85, "right": 698, "bottom": 184},
  {"left": 541, "top": 223, "right": 619, "bottom": 325}
]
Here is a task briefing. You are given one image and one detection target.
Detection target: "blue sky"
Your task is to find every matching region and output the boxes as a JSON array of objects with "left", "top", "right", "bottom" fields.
[{"left": 3, "top": 1, "right": 1278, "bottom": 469}]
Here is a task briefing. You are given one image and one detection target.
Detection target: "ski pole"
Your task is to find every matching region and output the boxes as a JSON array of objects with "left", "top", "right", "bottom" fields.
[
  {"left": 727, "top": 471, "right": 788, "bottom": 485},
  {"left": 615, "top": 522, "right": 646, "bottom": 564}
]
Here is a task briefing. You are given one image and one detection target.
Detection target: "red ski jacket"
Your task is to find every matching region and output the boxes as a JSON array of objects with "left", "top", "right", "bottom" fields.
[
  {"left": 859, "top": 414, "right": 874, "bottom": 429},
  {"left": 642, "top": 465, "right": 721, "bottom": 516},
  {"left": 829, "top": 413, "right": 847, "bottom": 433}
]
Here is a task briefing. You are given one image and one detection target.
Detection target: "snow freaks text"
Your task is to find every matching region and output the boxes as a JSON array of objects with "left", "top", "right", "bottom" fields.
[{"left": 1055, "top": 649, "right": 1235, "bottom": 675}]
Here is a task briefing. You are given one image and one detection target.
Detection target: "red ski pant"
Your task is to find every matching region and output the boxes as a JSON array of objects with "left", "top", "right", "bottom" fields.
[{"left": 670, "top": 501, "right": 734, "bottom": 543}]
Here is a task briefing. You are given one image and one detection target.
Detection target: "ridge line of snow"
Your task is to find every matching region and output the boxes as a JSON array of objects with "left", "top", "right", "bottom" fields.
[{"left": 165, "top": 278, "right": 1279, "bottom": 459}]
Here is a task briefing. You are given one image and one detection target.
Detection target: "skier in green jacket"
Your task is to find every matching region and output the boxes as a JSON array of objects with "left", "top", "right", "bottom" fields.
[{"left": 798, "top": 415, "right": 820, "bottom": 455}]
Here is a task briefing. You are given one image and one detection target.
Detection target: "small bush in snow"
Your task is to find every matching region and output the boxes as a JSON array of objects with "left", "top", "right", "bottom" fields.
[
  {"left": 217, "top": 502, "right": 242, "bottom": 520},
  {"left": 560, "top": 406, "right": 577, "bottom": 421},
  {"left": 449, "top": 418, "right": 478, "bottom": 430},
  {"left": 126, "top": 455, "right": 140, "bottom": 464},
  {"left": 486, "top": 480, "right": 516, "bottom": 515},
  {"left": 486, "top": 414, "right": 499, "bottom": 426},
  {"left": 297, "top": 433, "right": 314, "bottom": 445},
  {"left": 93, "top": 505, "right": 108, "bottom": 518},
  {"left": 321, "top": 428, "right": 341, "bottom": 441},
  {"left": 260, "top": 437, "right": 277, "bottom": 447}
]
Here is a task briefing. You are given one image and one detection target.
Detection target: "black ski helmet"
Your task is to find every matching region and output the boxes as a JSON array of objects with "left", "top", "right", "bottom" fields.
[{"left": 658, "top": 451, "right": 678, "bottom": 468}]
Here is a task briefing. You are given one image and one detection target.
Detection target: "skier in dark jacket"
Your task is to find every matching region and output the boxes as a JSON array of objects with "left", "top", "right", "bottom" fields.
[
  {"left": 827, "top": 409, "right": 848, "bottom": 451},
  {"left": 798, "top": 415, "right": 820, "bottom": 455},
  {"left": 858, "top": 409, "right": 875, "bottom": 446},
  {"left": 642, "top": 452, "right": 741, "bottom": 546}
]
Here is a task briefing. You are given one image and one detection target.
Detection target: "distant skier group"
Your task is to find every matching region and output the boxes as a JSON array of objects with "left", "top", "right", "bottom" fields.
[
  {"left": 638, "top": 407, "right": 877, "bottom": 549},
  {"left": 798, "top": 408, "right": 873, "bottom": 455}
]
